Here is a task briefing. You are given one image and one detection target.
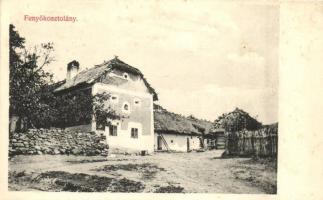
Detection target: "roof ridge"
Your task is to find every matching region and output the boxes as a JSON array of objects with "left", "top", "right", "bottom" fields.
[{"left": 54, "top": 57, "right": 158, "bottom": 100}]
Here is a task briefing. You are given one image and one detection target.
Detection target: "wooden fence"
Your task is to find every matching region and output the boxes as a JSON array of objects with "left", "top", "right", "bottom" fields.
[{"left": 225, "top": 124, "right": 278, "bottom": 157}]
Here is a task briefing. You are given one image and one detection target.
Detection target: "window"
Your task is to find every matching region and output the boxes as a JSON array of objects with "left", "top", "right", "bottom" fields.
[
  {"left": 131, "top": 128, "right": 138, "bottom": 138},
  {"left": 96, "top": 116, "right": 106, "bottom": 130},
  {"left": 134, "top": 98, "right": 141, "bottom": 106},
  {"left": 171, "top": 140, "right": 174, "bottom": 143},
  {"left": 111, "top": 94, "right": 119, "bottom": 103},
  {"left": 122, "top": 102, "right": 130, "bottom": 113},
  {"left": 123, "top": 72, "right": 129, "bottom": 79},
  {"left": 96, "top": 123, "right": 105, "bottom": 131},
  {"left": 109, "top": 125, "right": 118, "bottom": 136}
]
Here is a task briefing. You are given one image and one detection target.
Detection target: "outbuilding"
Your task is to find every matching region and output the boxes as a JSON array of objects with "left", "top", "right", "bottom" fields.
[
  {"left": 153, "top": 104, "right": 213, "bottom": 152},
  {"left": 205, "top": 128, "right": 226, "bottom": 150}
]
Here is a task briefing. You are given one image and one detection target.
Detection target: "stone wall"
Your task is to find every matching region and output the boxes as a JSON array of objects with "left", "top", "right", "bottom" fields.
[{"left": 9, "top": 129, "right": 108, "bottom": 156}]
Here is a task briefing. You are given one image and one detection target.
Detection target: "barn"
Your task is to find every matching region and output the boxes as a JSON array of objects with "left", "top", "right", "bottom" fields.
[{"left": 153, "top": 104, "right": 213, "bottom": 152}]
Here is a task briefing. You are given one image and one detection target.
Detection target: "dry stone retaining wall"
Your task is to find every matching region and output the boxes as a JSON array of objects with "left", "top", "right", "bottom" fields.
[{"left": 9, "top": 129, "right": 108, "bottom": 156}]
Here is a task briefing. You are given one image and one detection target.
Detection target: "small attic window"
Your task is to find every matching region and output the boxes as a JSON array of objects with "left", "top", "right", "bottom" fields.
[
  {"left": 122, "top": 102, "right": 131, "bottom": 113},
  {"left": 111, "top": 94, "right": 119, "bottom": 103},
  {"left": 123, "top": 72, "right": 129, "bottom": 79},
  {"left": 134, "top": 98, "right": 141, "bottom": 106}
]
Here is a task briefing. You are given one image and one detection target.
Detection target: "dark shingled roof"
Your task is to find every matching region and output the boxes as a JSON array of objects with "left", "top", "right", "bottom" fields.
[
  {"left": 154, "top": 104, "right": 213, "bottom": 135},
  {"left": 54, "top": 57, "right": 158, "bottom": 100}
]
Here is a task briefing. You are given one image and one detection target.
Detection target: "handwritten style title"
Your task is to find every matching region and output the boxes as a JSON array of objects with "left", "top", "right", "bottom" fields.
[{"left": 24, "top": 15, "right": 77, "bottom": 23}]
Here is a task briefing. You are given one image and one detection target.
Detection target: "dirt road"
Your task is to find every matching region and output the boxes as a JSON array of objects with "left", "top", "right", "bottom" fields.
[{"left": 9, "top": 150, "right": 276, "bottom": 193}]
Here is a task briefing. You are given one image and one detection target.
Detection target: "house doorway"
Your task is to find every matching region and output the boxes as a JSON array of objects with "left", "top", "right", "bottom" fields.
[
  {"left": 157, "top": 135, "right": 163, "bottom": 150},
  {"left": 199, "top": 137, "right": 204, "bottom": 148},
  {"left": 187, "top": 138, "right": 190, "bottom": 152}
]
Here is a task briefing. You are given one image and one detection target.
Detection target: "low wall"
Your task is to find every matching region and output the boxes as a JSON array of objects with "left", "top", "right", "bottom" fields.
[{"left": 9, "top": 129, "right": 108, "bottom": 156}]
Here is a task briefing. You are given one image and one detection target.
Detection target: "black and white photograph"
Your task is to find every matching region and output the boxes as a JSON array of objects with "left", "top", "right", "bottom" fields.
[{"left": 5, "top": 0, "right": 280, "bottom": 195}]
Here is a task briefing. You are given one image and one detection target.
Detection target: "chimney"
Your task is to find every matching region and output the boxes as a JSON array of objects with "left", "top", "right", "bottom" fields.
[{"left": 66, "top": 60, "right": 80, "bottom": 81}]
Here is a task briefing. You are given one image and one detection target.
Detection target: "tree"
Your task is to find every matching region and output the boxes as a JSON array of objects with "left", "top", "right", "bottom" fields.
[
  {"left": 213, "top": 108, "right": 262, "bottom": 132},
  {"left": 50, "top": 91, "right": 124, "bottom": 130},
  {"left": 9, "top": 24, "right": 55, "bottom": 131},
  {"left": 92, "top": 92, "right": 126, "bottom": 130},
  {"left": 9, "top": 25, "right": 122, "bottom": 132}
]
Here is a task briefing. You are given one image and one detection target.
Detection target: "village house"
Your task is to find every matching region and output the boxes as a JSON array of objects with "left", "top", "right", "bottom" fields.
[
  {"left": 54, "top": 57, "right": 158, "bottom": 153},
  {"left": 153, "top": 104, "right": 213, "bottom": 152}
]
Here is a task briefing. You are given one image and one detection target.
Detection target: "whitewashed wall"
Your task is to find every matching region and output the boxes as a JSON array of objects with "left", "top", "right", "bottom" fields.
[
  {"left": 101, "top": 121, "right": 154, "bottom": 153},
  {"left": 92, "top": 83, "right": 155, "bottom": 153},
  {"left": 154, "top": 133, "right": 201, "bottom": 152}
]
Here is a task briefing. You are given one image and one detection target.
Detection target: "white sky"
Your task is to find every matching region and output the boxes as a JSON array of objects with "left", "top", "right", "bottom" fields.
[{"left": 11, "top": 0, "right": 279, "bottom": 124}]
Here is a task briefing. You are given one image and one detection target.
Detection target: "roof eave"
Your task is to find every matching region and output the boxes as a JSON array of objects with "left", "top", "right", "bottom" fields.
[
  {"left": 155, "top": 130, "right": 202, "bottom": 136},
  {"left": 53, "top": 82, "right": 94, "bottom": 94}
]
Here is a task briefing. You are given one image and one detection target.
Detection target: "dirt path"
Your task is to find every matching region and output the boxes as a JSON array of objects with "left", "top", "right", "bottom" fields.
[{"left": 9, "top": 150, "right": 276, "bottom": 193}]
